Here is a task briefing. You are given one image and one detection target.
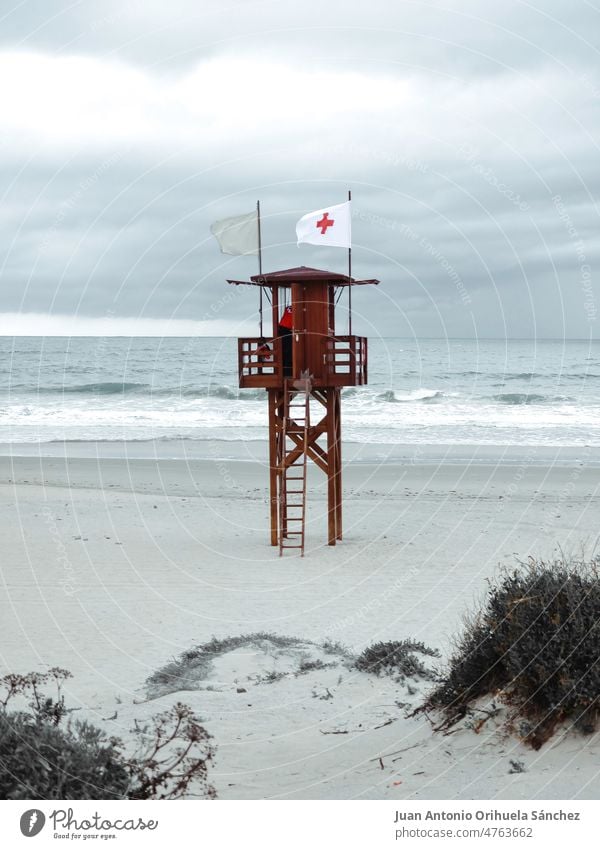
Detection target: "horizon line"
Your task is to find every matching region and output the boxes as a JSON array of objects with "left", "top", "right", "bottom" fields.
[{"left": 0, "top": 334, "right": 596, "bottom": 342}]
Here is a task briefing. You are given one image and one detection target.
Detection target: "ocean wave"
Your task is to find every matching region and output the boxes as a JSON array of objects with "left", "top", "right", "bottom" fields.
[
  {"left": 493, "top": 393, "right": 552, "bottom": 405},
  {"left": 490, "top": 372, "right": 600, "bottom": 382},
  {"left": 22, "top": 381, "right": 151, "bottom": 395},
  {"left": 8, "top": 382, "right": 268, "bottom": 400},
  {"left": 199, "top": 386, "right": 264, "bottom": 401},
  {"left": 378, "top": 389, "right": 443, "bottom": 403},
  {"left": 434, "top": 371, "right": 481, "bottom": 377}
]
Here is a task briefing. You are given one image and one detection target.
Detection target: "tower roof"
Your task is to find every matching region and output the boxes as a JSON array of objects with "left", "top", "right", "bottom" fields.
[{"left": 228, "top": 265, "right": 379, "bottom": 288}]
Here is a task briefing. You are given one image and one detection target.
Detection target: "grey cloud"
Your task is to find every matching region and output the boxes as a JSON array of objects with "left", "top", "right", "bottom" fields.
[
  {"left": 0, "top": 1, "right": 599, "bottom": 338},
  {"left": 3, "top": 1, "right": 600, "bottom": 76}
]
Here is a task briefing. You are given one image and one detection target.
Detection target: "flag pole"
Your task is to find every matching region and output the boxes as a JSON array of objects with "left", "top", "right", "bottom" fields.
[
  {"left": 257, "top": 200, "right": 263, "bottom": 337},
  {"left": 348, "top": 189, "right": 352, "bottom": 337}
]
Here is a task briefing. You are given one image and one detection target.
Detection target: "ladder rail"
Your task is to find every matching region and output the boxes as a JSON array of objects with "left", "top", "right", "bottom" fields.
[{"left": 279, "top": 380, "right": 310, "bottom": 556}]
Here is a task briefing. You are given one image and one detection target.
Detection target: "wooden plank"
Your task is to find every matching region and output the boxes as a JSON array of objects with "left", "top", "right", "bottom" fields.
[
  {"left": 268, "top": 389, "right": 279, "bottom": 546},
  {"left": 285, "top": 434, "right": 328, "bottom": 475},
  {"left": 334, "top": 388, "right": 343, "bottom": 540},
  {"left": 326, "top": 388, "right": 337, "bottom": 545}
]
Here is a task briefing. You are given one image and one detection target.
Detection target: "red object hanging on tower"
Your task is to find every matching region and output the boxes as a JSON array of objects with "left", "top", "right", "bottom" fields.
[{"left": 279, "top": 305, "right": 293, "bottom": 329}]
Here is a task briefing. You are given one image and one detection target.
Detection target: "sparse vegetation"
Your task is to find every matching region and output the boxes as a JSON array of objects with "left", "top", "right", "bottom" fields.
[
  {"left": 146, "top": 633, "right": 310, "bottom": 697},
  {"left": 128, "top": 702, "right": 215, "bottom": 800},
  {"left": 257, "top": 670, "right": 288, "bottom": 684},
  {"left": 146, "top": 632, "right": 352, "bottom": 698},
  {"left": 296, "top": 658, "right": 336, "bottom": 676},
  {"left": 416, "top": 557, "right": 600, "bottom": 748},
  {"left": 321, "top": 638, "right": 353, "bottom": 658},
  {"left": 0, "top": 668, "right": 72, "bottom": 725},
  {"left": 355, "top": 640, "right": 440, "bottom": 680}
]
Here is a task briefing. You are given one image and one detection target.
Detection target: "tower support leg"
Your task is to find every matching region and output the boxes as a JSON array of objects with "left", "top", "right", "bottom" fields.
[
  {"left": 326, "top": 388, "right": 342, "bottom": 546},
  {"left": 334, "top": 389, "right": 343, "bottom": 540},
  {"left": 269, "top": 385, "right": 343, "bottom": 550},
  {"left": 268, "top": 389, "right": 280, "bottom": 546}
]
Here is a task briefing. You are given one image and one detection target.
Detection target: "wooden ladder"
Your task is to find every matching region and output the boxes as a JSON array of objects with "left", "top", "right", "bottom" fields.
[{"left": 279, "top": 380, "right": 310, "bottom": 556}]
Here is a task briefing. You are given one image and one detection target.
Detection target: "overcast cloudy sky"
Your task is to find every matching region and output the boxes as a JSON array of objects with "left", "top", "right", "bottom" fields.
[{"left": 0, "top": 0, "right": 598, "bottom": 338}]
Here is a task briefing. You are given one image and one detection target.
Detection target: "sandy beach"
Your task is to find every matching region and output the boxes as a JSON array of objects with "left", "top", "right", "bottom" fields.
[{"left": 1, "top": 444, "right": 598, "bottom": 799}]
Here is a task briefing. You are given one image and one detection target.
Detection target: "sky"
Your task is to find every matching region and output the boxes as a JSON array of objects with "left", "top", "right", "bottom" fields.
[{"left": 0, "top": 0, "right": 599, "bottom": 338}]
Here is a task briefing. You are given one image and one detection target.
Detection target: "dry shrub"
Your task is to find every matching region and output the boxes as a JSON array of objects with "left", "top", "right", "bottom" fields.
[
  {"left": 418, "top": 557, "right": 600, "bottom": 748},
  {"left": 128, "top": 702, "right": 215, "bottom": 800},
  {"left": 355, "top": 639, "right": 440, "bottom": 680},
  {"left": 0, "top": 712, "right": 129, "bottom": 799}
]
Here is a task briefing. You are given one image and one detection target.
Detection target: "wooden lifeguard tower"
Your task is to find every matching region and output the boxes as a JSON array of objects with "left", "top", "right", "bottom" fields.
[{"left": 229, "top": 266, "right": 379, "bottom": 555}]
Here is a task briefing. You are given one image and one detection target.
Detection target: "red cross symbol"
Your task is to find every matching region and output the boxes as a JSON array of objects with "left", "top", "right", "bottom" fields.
[{"left": 316, "top": 212, "right": 334, "bottom": 235}]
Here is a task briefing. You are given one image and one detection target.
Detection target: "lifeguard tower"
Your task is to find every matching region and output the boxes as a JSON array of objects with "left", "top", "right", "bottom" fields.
[{"left": 229, "top": 266, "right": 378, "bottom": 554}]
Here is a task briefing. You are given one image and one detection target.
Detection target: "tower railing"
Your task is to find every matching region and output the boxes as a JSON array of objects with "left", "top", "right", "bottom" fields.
[
  {"left": 238, "top": 336, "right": 282, "bottom": 388},
  {"left": 238, "top": 335, "right": 367, "bottom": 388},
  {"left": 321, "top": 335, "right": 368, "bottom": 386}
]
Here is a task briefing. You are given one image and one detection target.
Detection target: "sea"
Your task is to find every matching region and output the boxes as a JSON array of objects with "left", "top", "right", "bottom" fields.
[{"left": 1, "top": 336, "right": 599, "bottom": 459}]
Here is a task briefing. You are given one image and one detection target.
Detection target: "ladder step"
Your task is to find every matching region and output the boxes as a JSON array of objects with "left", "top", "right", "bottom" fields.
[{"left": 280, "top": 383, "right": 308, "bottom": 558}]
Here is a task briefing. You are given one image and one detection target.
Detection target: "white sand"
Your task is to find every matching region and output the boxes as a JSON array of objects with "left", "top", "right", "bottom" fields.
[{"left": 1, "top": 447, "right": 598, "bottom": 799}]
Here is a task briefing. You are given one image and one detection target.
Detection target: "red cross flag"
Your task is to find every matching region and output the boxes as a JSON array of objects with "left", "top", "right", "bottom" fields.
[{"left": 296, "top": 201, "right": 351, "bottom": 249}]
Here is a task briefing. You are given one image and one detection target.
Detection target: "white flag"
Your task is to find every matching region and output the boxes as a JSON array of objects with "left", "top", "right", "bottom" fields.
[
  {"left": 210, "top": 210, "right": 258, "bottom": 255},
  {"left": 296, "top": 201, "right": 351, "bottom": 249}
]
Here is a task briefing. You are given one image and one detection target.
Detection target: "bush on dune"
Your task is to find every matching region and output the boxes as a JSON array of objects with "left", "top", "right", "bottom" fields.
[
  {"left": 0, "top": 711, "right": 130, "bottom": 800},
  {"left": 417, "top": 557, "right": 600, "bottom": 748},
  {"left": 0, "top": 670, "right": 215, "bottom": 800}
]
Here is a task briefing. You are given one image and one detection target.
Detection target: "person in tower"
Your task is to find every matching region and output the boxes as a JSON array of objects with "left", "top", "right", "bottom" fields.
[
  {"left": 256, "top": 338, "right": 272, "bottom": 374},
  {"left": 278, "top": 305, "right": 293, "bottom": 378}
]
